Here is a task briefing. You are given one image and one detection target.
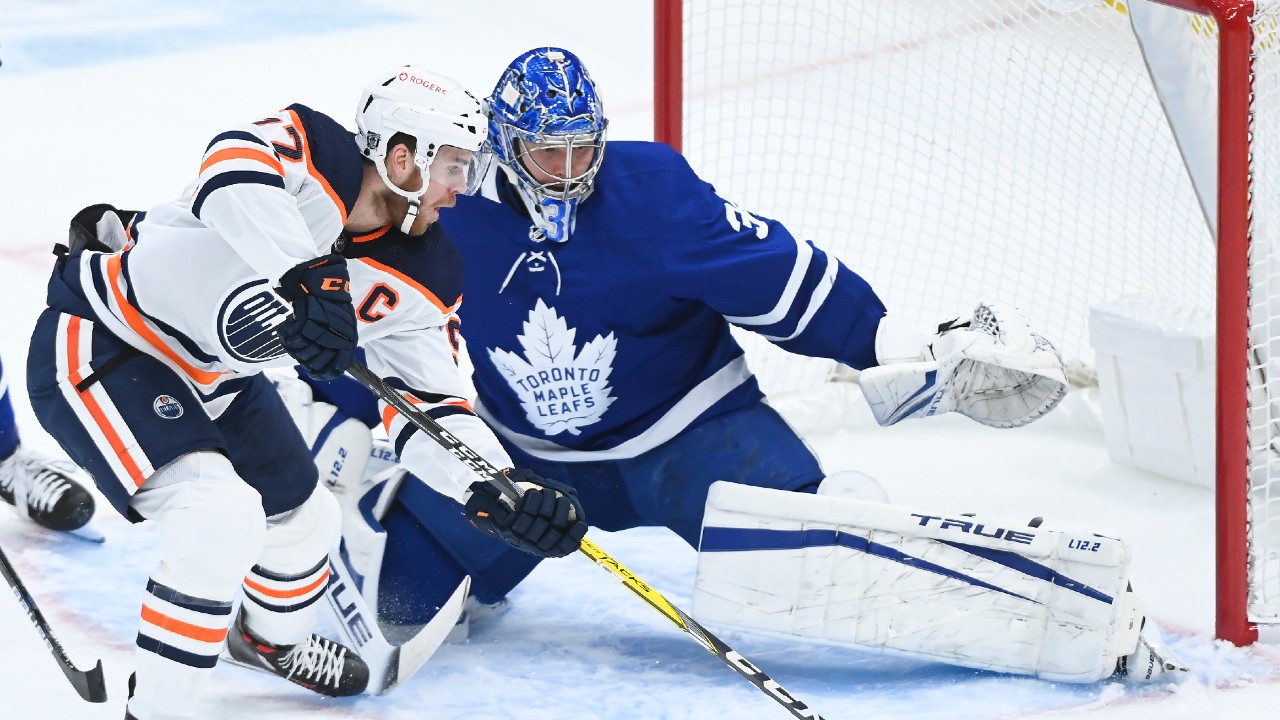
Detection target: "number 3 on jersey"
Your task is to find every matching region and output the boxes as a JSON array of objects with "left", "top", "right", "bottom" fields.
[{"left": 724, "top": 200, "right": 768, "bottom": 239}]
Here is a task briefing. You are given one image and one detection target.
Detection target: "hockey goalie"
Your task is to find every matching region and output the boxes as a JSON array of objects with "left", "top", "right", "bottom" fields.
[{"left": 279, "top": 298, "right": 1183, "bottom": 691}]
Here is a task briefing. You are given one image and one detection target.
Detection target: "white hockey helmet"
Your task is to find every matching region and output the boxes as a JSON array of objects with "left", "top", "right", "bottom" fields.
[{"left": 355, "top": 67, "right": 492, "bottom": 230}]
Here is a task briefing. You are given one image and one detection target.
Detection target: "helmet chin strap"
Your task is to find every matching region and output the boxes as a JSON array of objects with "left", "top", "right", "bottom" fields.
[
  {"left": 399, "top": 199, "right": 421, "bottom": 233},
  {"left": 374, "top": 159, "right": 429, "bottom": 234}
]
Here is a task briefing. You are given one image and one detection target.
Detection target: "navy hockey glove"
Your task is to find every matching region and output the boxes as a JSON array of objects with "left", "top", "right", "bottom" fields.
[
  {"left": 464, "top": 469, "right": 588, "bottom": 558},
  {"left": 275, "top": 254, "right": 358, "bottom": 381}
]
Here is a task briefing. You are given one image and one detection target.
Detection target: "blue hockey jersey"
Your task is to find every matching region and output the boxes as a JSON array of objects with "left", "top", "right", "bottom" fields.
[{"left": 440, "top": 141, "right": 886, "bottom": 461}]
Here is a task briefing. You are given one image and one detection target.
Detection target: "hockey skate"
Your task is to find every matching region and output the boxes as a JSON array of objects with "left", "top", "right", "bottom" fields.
[
  {"left": 1114, "top": 618, "right": 1188, "bottom": 681},
  {"left": 224, "top": 611, "right": 370, "bottom": 697},
  {"left": 0, "top": 445, "right": 101, "bottom": 541}
]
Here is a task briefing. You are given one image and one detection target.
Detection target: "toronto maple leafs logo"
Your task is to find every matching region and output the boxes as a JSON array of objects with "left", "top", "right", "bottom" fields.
[{"left": 488, "top": 300, "right": 616, "bottom": 436}]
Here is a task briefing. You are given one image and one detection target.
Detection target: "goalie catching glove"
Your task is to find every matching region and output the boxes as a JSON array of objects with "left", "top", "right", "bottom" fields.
[
  {"left": 464, "top": 469, "right": 588, "bottom": 558},
  {"left": 859, "top": 303, "right": 1067, "bottom": 428}
]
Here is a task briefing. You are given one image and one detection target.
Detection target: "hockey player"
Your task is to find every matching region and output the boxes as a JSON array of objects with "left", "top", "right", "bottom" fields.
[
  {"left": 0, "top": 353, "right": 97, "bottom": 536},
  {"left": 299, "top": 47, "right": 1181, "bottom": 686},
  {"left": 25, "top": 65, "right": 587, "bottom": 719}
]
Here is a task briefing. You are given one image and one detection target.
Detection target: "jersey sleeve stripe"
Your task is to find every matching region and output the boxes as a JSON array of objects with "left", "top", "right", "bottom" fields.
[
  {"left": 721, "top": 237, "right": 814, "bottom": 326},
  {"left": 117, "top": 254, "right": 223, "bottom": 366},
  {"left": 199, "top": 147, "right": 285, "bottom": 178},
  {"left": 191, "top": 170, "right": 287, "bottom": 219},
  {"left": 105, "top": 254, "right": 226, "bottom": 385},
  {"left": 392, "top": 422, "right": 419, "bottom": 458},
  {"left": 205, "top": 130, "right": 271, "bottom": 152},
  {"left": 285, "top": 108, "right": 348, "bottom": 226},
  {"left": 387, "top": 404, "right": 478, "bottom": 459},
  {"left": 380, "top": 398, "right": 474, "bottom": 426},
  {"left": 426, "top": 404, "right": 474, "bottom": 419},
  {"left": 356, "top": 256, "right": 459, "bottom": 313},
  {"left": 382, "top": 378, "right": 473, "bottom": 409},
  {"left": 124, "top": 210, "right": 144, "bottom": 243},
  {"left": 758, "top": 253, "right": 839, "bottom": 342}
]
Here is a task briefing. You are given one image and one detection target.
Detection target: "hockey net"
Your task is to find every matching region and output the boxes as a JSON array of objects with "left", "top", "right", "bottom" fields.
[{"left": 654, "top": 0, "right": 1279, "bottom": 643}]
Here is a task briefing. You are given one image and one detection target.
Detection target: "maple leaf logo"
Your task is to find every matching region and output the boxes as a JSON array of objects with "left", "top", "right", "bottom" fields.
[{"left": 488, "top": 299, "right": 617, "bottom": 436}]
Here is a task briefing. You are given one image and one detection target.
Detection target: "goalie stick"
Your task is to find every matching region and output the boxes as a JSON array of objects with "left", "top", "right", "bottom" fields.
[
  {"left": 0, "top": 543, "right": 107, "bottom": 702},
  {"left": 346, "top": 361, "right": 827, "bottom": 720}
]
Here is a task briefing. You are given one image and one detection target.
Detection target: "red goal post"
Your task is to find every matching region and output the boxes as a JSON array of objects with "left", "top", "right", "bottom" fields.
[{"left": 653, "top": 0, "right": 1277, "bottom": 646}]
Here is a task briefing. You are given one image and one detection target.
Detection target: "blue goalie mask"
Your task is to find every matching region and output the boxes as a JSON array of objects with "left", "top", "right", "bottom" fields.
[{"left": 486, "top": 47, "right": 608, "bottom": 243}]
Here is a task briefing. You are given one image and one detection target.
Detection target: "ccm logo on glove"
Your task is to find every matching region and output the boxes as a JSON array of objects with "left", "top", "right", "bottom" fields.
[{"left": 275, "top": 254, "right": 358, "bottom": 381}]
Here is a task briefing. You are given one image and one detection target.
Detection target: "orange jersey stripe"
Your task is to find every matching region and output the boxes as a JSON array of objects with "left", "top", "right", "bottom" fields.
[
  {"left": 357, "top": 256, "right": 459, "bottom": 314},
  {"left": 243, "top": 569, "right": 331, "bottom": 600},
  {"left": 199, "top": 147, "right": 285, "bottom": 177},
  {"left": 351, "top": 225, "right": 390, "bottom": 243},
  {"left": 140, "top": 605, "right": 229, "bottom": 644},
  {"left": 380, "top": 394, "right": 472, "bottom": 433},
  {"left": 65, "top": 316, "right": 148, "bottom": 487},
  {"left": 285, "top": 109, "right": 348, "bottom": 226},
  {"left": 105, "top": 254, "right": 225, "bottom": 386}
]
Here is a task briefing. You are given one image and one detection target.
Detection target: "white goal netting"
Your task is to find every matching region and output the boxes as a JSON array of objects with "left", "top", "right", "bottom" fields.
[
  {"left": 677, "top": 0, "right": 1280, "bottom": 630},
  {"left": 682, "top": 0, "right": 1214, "bottom": 394}
]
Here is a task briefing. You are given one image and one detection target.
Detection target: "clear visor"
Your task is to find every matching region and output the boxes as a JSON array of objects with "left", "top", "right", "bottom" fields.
[
  {"left": 508, "top": 128, "right": 606, "bottom": 201},
  {"left": 415, "top": 144, "right": 493, "bottom": 197}
]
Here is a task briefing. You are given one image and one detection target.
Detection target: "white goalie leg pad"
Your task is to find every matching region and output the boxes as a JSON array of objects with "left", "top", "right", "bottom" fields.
[
  {"left": 337, "top": 466, "right": 406, "bottom": 609},
  {"left": 859, "top": 304, "right": 1068, "bottom": 428},
  {"left": 817, "top": 471, "right": 889, "bottom": 504},
  {"left": 693, "top": 481, "right": 1140, "bottom": 683},
  {"left": 271, "top": 372, "right": 376, "bottom": 493}
]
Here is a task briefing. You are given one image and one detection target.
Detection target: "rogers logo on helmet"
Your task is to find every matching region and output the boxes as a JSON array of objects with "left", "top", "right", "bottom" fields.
[{"left": 398, "top": 72, "right": 447, "bottom": 95}]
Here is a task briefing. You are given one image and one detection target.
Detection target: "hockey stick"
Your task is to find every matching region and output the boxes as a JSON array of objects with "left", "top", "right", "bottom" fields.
[
  {"left": 322, "top": 545, "right": 469, "bottom": 693},
  {"left": 346, "top": 361, "right": 826, "bottom": 720},
  {"left": 0, "top": 543, "right": 107, "bottom": 702}
]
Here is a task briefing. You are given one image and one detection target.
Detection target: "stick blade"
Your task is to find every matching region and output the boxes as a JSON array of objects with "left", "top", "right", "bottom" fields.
[{"left": 64, "top": 658, "right": 108, "bottom": 703}]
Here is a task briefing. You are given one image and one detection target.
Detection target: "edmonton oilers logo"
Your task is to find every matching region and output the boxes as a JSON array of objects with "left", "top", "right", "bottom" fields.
[
  {"left": 218, "top": 280, "right": 291, "bottom": 364},
  {"left": 153, "top": 395, "right": 183, "bottom": 419}
]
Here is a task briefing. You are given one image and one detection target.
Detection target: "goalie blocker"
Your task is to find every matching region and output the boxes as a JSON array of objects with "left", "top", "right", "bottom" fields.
[{"left": 692, "top": 480, "right": 1181, "bottom": 683}]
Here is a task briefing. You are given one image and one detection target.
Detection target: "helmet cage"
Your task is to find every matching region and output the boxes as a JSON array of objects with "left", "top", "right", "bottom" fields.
[{"left": 498, "top": 124, "right": 607, "bottom": 202}]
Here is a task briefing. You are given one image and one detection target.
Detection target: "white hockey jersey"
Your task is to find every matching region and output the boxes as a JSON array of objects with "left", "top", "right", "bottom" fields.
[{"left": 64, "top": 104, "right": 510, "bottom": 502}]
